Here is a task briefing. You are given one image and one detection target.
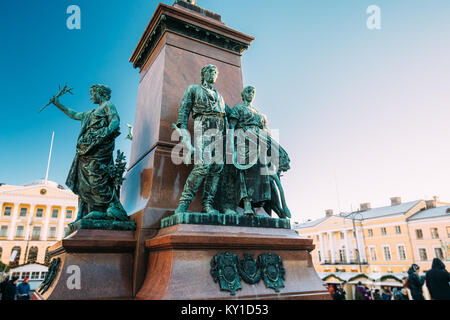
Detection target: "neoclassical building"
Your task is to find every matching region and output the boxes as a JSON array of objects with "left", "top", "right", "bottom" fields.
[
  {"left": 294, "top": 196, "right": 450, "bottom": 298},
  {"left": 0, "top": 180, "right": 77, "bottom": 266}
]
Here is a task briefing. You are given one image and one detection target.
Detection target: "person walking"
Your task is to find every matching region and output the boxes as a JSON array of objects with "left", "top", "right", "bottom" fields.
[
  {"left": 0, "top": 273, "right": 9, "bottom": 299},
  {"left": 407, "top": 264, "right": 426, "bottom": 300},
  {"left": 398, "top": 288, "right": 409, "bottom": 300},
  {"left": 17, "top": 277, "right": 31, "bottom": 300},
  {"left": 366, "top": 287, "right": 372, "bottom": 300},
  {"left": 373, "top": 289, "right": 382, "bottom": 300},
  {"left": 355, "top": 282, "right": 369, "bottom": 300},
  {"left": 333, "top": 284, "right": 346, "bottom": 300},
  {"left": 381, "top": 287, "right": 392, "bottom": 300},
  {"left": 425, "top": 258, "right": 450, "bottom": 300},
  {"left": 1, "top": 276, "right": 18, "bottom": 301}
]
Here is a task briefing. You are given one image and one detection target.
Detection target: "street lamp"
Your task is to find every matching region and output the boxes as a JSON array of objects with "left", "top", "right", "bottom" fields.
[{"left": 351, "top": 212, "right": 363, "bottom": 272}]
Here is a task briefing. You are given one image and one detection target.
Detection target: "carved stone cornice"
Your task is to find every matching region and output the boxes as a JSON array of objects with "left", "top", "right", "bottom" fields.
[{"left": 130, "top": 3, "right": 254, "bottom": 70}]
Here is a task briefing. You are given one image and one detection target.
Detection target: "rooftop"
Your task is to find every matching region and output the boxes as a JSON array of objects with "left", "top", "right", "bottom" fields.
[
  {"left": 342, "top": 200, "right": 422, "bottom": 220},
  {"left": 407, "top": 205, "right": 450, "bottom": 221},
  {"left": 295, "top": 199, "right": 423, "bottom": 229},
  {"left": 294, "top": 216, "right": 329, "bottom": 229},
  {"left": 25, "top": 180, "right": 66, "bottom": 189}
]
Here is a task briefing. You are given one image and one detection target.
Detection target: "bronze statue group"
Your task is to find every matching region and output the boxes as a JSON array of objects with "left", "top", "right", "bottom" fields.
[
  {"left": 173, "top": 64, "right": 291, "bottom": 219},
  {"left": 45, "top": 64, "right": 292, "bottom": 230}
]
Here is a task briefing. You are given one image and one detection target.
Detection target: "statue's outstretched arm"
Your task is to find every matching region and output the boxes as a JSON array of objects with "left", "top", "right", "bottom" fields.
[{"left": 51, "top": 97, "right": 83, "bottom": 120}]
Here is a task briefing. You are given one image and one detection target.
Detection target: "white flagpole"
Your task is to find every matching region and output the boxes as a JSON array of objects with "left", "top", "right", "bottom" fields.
[{"left": 45, "top": 131, "right": 55, "bottom": 184}]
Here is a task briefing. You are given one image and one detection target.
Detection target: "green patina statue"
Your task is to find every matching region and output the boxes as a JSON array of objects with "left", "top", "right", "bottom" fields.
[
  {"left": 174, "top": 64, "right": 229, "bottom": 215},
  {"left": 229, "top": 86, "right": 291, "bottom": 219},
  {"left": 168, "top": 70, "right": 291, "bottom": 227},
  {"left": 49, "top": 84, "right": 135, "bottom": 233}
]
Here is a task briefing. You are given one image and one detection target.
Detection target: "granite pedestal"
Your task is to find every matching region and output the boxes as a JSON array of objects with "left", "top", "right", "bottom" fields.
[
  {"left": 136, "top": 219, "right": 329, "bottom": 300},
  {"left": 32, "top": 229, "right": 136, "bottom": 300}
]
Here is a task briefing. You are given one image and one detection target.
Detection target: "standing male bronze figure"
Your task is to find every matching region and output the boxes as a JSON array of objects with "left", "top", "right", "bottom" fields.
[{"left": 174, "top": 64, "right": 227, "bottom": 215}]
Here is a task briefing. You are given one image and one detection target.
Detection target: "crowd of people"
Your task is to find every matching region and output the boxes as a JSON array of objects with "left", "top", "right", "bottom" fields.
[
  {"left": 330, "top": 258, "right": 450, "bottom": 300},
  {"left": 0, "top": 274, "right": 31, "bottom": 301}
]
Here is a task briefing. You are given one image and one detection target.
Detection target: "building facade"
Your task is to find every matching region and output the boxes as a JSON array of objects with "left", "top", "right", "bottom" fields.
[
  {"left": 0, "top": 180, "right": 77, "bottom": 267},
  {"left": 294, "top": 197, "right": 450, "bottom": 298},
  {"left": 407, "top": 205, "right": 450, "bottom": 271}
]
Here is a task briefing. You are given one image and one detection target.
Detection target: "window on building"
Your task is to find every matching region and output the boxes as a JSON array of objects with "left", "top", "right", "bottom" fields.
[
  {"left": 383, "top": 246, "right": 392, "bottom": 261},
  {"left": 416, "top": 229, "right": 423, "bottom": 239},
  {"left": 10, "top": 247, "right": 21, "bottom": 267},
  {"left": 36, "top": 208, "right": 44, "bottom": 218},
  {"left": 395, "top": 226, "right": 401, "bottom": 234},
  {"left": 354, "top": 249, "right": 360, "bottom": 262},
  {"left": 339, "top": 249, "right": 346, "bottom": 262},
  {"left": 51, "top": 209, "right": 58, "bottom": 218},
  {"left": 381, "top": 227, "right": 387, "bottom": 236},
  {"left": 44, "top": 247, "right": 51, "bottom": 265},
  {"left": 340, "top": 232, "right": 344, "bottom": 240},
  {"left": 19, "top": 207, "right": 27, "bottom": 217},
  {"left": 368, "top": 229, "right": 373, "bottom": 237},
  {"left": 398, "top": 245, "right": 407, "bottom": 260},
  {"left": 431, "top": 228, "right": 439, "bottom": 239},
  {"left": 0, "top": 226, "right": 8, "bottom": 237},
  {"left": 419, "top": 248, "right": 428, "bottom": 261},
  {"left": 434, "top": 248, "right": 444, "bottom": 260},
  {"left": 31, "top": 226, "right": 41, "bottom": 240},
  {"left": 3, "top": 206, "right": 12, "bottom": 216},
  {"left": 40, "top": 272, "right": 47, "bottom": 279},
  {"left": 21, "top": 272, "right": 30, "bottom": 280},
  {"left": 12, "top": 272, "right": 20, "bottom": 278},
  {"left": 318, "top": 250, "right": 321, "bottom": 262},
  {"left": 48, "top": 227, "right": 57, "bottom": 239},
  {"left": 370, "top": 247, "right": 377, "bottom": 261},
  {"left": 31, "top": 272, "right": 40, "bottom": 280},
  {"left": 15, "top": 226, "right": 24, "bottom": 238},
  {"left": 66, "top": 210, "right": 73, "bottom": 219},
  {"left": 27, "top": 247, "right": 38, "bottom": 263}
]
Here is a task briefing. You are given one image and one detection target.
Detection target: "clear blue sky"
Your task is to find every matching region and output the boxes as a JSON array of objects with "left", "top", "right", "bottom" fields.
[{"left": 1, "top": 0, "right": 450, "bottom": 223}]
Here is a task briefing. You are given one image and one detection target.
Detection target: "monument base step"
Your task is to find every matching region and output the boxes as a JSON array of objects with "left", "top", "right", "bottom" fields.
[
  {"left": 161, "top": 212, "right": 291, "bottom": 229},
  {"left": 32, "top": 229, "right": 136, "bottom": 300},
  {"left": 67, "top": 218, "right": 136, "bottom": 235},
  {"left": 136, "top": 224, "right": 330, "bottom": 300}
]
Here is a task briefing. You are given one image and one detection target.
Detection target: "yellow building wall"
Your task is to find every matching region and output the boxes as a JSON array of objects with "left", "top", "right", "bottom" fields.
[
  {"left": 297, "top": 210, "right": 450, "bottom": 275},
  {"left": 408, "top": 218, "right": 450, "bottom": 271}
]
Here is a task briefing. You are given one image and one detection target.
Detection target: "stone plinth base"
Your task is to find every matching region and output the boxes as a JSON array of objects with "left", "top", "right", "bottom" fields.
[
  {"left": 136, "top": 224, "right": 330, "bottom": 300},
  {"left": 32, "top": 229, "right": 136, "bottom": 300},
  {"left": 161, "top": 212, "right": 291, "bottom": 229},
  {"left": 68, "top": 219, "right": 136, "bottom": 234}
]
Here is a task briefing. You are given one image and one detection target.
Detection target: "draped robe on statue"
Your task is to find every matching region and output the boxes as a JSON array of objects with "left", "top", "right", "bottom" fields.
[
  {"left": 229, "top": 104, "right": 290, "bottom": 208},
  {"left": 66, "top": 102, "right": 121, "bottom": 220}
]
